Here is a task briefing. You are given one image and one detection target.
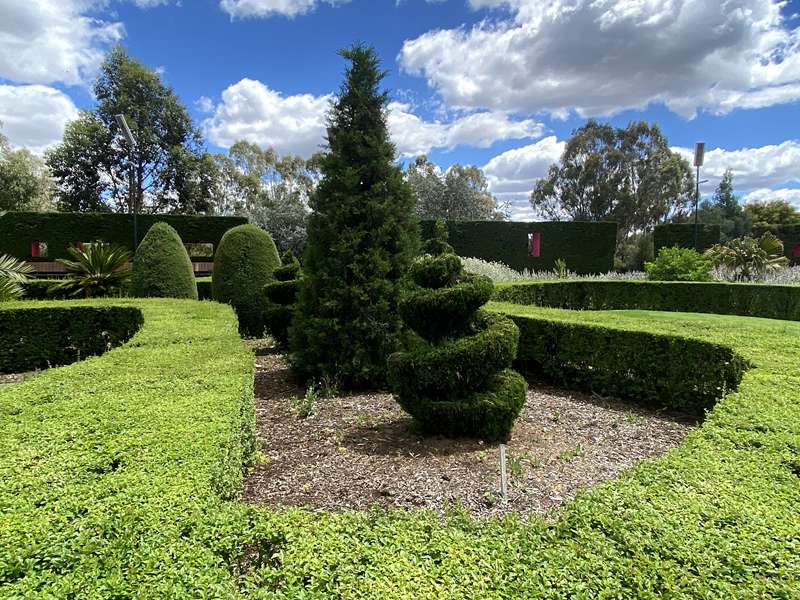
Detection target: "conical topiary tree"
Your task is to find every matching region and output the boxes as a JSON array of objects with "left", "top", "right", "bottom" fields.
[
  {"left": 132, "top": 222, "right": 197, "bottom": 299},
  {"left": 264, "top": 251, "right": 302, "bottom": 349},
  {"left": 388, "top": 223, "right": 527, "bottom": 441},
  {"left": 289, "top": 44, "right": 418, "bottom": 388},
  {"left": 213, "top": 224, "right": 280, "bottom": 337}
]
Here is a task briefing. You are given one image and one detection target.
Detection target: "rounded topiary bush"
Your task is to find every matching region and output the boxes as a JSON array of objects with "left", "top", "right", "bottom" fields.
[
  {"left": 264, "top": 251, "right": 302, "bottom": 349},
  {"left": 131, "top": 222, "right": 197, "bottom": 299},
  {"left": 388, "top": 227, "right": 527, "bottom": 441},
  {"left": 213, "top": 224, "right": 280, "bottom": 337}
]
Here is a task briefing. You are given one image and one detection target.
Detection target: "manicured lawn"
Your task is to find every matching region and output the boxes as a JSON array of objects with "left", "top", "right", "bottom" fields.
[{"left": 2, "top": 300, "right": 798, "bottom": 598}]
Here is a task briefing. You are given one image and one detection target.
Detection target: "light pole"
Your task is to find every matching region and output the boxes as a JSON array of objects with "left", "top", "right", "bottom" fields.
[
  {"left": 693, "top": 142, "right": 705, "bottom": 250},
  {"left": 115, "top": 114, "right": 138, "bottom": 250}
]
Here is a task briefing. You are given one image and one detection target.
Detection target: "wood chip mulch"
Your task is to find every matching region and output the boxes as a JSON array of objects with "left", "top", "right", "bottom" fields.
[
  {"left": 243, "top": 350, "right": 697, "bottom": 519},
  {"left": 0, "top": 372, "right": 34, "bottom": 386}
]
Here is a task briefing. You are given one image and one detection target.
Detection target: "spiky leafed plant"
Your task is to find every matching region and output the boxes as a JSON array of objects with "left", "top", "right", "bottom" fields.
[
  {"left": 52, "top": 242, "right": 133, "bottom": 298},
  {"left": 705, "top": 232, "right": 789, "bottom": 282},
  {"left": 0, "top": 254, "right": 33, "bottom": 301}
]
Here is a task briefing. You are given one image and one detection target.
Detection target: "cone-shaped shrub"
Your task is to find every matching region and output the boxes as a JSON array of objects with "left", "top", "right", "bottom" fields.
[
  {"left": 213, "top": 224, "right": 280, "bottom": 337},
  {"left": 131, "top": 222, "right": 197, "bottom": 299},
  {"left": 388, "top": 223, "right": 527, "bottom": 441},
  {"left": 289, "top": 45, "right": 418, "bottom": 388},
  {"left": 264, "top": 251, "right": 302, "bottom": 349}
]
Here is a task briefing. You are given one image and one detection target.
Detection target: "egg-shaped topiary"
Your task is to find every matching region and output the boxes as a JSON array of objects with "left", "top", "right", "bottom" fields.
[
  {"left": 264, "top": 250, "right": 302, "bottom": 349},
  {"left": 213, "top": 224, "right": 280, "bottom": 337},
  {"left": 388, "top": 225, "right": 527, "bottom": 441},
  {"left": 131, "top": 222, "right": 197, "bottom": 299}
]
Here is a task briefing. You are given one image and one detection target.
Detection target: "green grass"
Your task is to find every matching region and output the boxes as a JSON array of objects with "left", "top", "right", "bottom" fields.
[{"left": 2, "top": 300, "right": 799, "bottom": 598}]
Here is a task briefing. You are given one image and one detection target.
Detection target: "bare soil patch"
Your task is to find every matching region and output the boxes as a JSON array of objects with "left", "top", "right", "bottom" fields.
[
  {"left": 244, "top": 352, "right": 696, "bottom": 518},
  {"left": 0, "top": 372, "right": 35, "bottom": 386}
]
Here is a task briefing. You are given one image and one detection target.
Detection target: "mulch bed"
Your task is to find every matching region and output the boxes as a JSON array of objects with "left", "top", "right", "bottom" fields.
[
  {"left": 0, "top": 372, "right": 34, "bottom": 386},
  {"left": 243, "top": 351, "right": 697, "bottom": 518}
]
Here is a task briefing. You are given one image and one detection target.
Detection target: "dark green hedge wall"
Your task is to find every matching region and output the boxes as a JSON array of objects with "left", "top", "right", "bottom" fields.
[
  {"left": 420, "top": 220, "right": 617, "bottom": 274},
  {"left": 507, "top": 313, "right": 748, "bottom": 415},
  {"left": 494, "top": 280, "right": 800, "bottom": 321},
  {"left": 0, "top": 306, "right": 143, "bottom": 373},
  {"left": 753, "top": 224, "right": 800, "bottom": 265},
  {"left": 654, "top": 223, "right": 721, "bottom": 252},
  {"left": 0, "top": 212, "right": 247, "bottom": 261}
]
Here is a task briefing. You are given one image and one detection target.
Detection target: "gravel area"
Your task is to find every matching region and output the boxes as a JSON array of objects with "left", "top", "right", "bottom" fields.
[
  {"left": 244, "top": 352, "right": 697, "bottom": 518},
  {"left": 0, "top": 372, "right": 34, "bottom": 386}
]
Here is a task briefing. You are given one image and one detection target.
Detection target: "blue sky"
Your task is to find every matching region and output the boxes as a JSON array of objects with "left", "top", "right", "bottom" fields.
[{"left": 1, "top": 0, "right": 799, "bottom": 219}]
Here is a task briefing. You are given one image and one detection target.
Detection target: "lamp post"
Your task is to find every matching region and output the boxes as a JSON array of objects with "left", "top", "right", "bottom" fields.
[
  {"left": 115, "top": 114, "right": 138, "bottom": 250},
  {"left": 693, "top": 142, "right": 705, "bottom": 250}
]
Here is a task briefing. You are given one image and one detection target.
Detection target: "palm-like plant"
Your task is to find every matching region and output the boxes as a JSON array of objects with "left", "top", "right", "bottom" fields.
[
  {"left": 52, "top": 243, "right": 133, "bottom": 298},
  {"left": 0, "top": 254, "right": 33, "bottom": 301},
  {"left": 705, "top": 232, "right": 789, "bottom": 282}
]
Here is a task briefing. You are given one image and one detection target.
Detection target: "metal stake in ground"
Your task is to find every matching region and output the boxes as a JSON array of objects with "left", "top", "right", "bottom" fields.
[{"left": 499, "top": 444, "right": 508, "bottom": 502}]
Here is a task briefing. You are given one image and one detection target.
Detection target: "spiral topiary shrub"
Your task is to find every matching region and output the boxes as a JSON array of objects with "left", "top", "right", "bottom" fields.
[
  {"left": 213, "top": 224, "right": 280, "bottom": 337},
  {"left": 131, "top": 222, "right": 197, "bottom": 299},
  {"left": 388, "top": 228, "right": 527, "bottom": 441},
  {"left": 264, "top": 251, "right": 302, "bottom": 348}
]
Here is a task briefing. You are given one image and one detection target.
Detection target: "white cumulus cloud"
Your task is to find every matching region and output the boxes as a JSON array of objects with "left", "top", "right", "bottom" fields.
[
  {"left": 743, "top": 187, "right": 800, "bottom": 208},
  {"left": 204, "top": 78, "right": 546, "bottom": 157},
  {"left": 400, "top": 0, "right": 800, "bottom": 119},
  {"left": 219, "top": 0, "right": 349, "bottom": 18},
  {"left": 0, "top": 85, "right": 80, "bottom": 154}
]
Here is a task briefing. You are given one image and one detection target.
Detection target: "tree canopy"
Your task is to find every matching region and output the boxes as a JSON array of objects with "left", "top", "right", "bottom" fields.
[
  {"left": 745, "top": 199, "right": 800, "bottom": 229},
  {"left": 0, "top": 127, "right": 53, "bottom": 212}
]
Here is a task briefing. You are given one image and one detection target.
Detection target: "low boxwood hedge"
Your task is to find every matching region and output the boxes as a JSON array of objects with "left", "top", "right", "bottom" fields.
[{"left": 495, "top": 279, "right": 800, "bottom": 321}]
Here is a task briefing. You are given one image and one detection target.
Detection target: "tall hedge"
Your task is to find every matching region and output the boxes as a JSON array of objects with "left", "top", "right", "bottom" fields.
[
  {"left": 289, "top": 45, "right": 419, "bottom": 388},
  {"left": 213, "top": 224, "right": 280, "bottom": 337},
  {"left": 654, "top": 223, "right": 721, "bottom": 252},
  {"left": 132, "top": 222, "right": 198, "bottom": 299},
  {"left": 420, "top": 220, "right": 617, "bottom": 274},
  {"left": 388, "top": 231, "right": 527, "bottom": 441},
  {"left": 0, "top": 211, "right": 246, "bottom": 261}
]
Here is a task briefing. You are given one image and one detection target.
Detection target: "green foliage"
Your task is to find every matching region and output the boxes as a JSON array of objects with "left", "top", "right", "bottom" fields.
[
  {"left": 420, "top": 219, "right": 618, "bottom": 274},
  {"left": 0, "top": 253, "right": 32, "bottom": 301},
  {"left": 131, "top": 222, "right": 197, "bottom": 299},
  {"left": 745, "top": 199, "right": 800, "bottom": 228},
  {"left": 0, "top": 305, "right": 142, "bottom": 372},
  {"left": 754, "top": 223, "right": 800, "bottom": 265},
  {"left": 0, "top": 300, "right": 255, "bottom": 596},
  {"left": 263, "top": 251, "right": 302, "bottom": 348},
  {"left": 494, "top": 279, "right": 800, "bottom": 321},
  {"left": 46, "top": 46, "right": 212, "bottom": 214},
  {"left": 290, "top": 44, "right": 419, "bottom": 388},
  {"left": 407, "top": 155, "right": 507, "bottom": 221},
  {"left": 0, "top": 131, "right": 53, "bottom": 211},
  {"left": 51, "top": 242, "right": 133, "bottom": 298},
  {"left": 389, "top": 242, "right": 526, "bottom": 441},
  {"left": 530, "top": 120, "right": 694, "bottom": 259},
  {"left": 695, "top": 169, "right": 751, "bottom": 240},
  {"left": 645, "top": 247, "right": 712, "bottom": 282},
  {"left": 0, "top": 211, "right": 247, "bottom": 261},
  {"left": 213, "top": 223, "right": 280, "bottom": 337},
  {"left": 503, "top": 307, "right": 747, "bottom": 414},
  {"left": 706, "top": 232, "right": 790, "bottom": 281},
  {"left": 654, "top": 222, "right": 721, "bottom": 252}
]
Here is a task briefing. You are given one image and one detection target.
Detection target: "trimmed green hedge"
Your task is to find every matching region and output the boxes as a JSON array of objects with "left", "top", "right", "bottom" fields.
[
  {"left": 131, "top": 222, "right": 198, "bottom": 299},
  {"left": 0, "top": 299, "right": 256, "bottom": 596},
  {"left": 420, "top": 220, "right": 618, "bottom": 274},
  {"left": 654, "top": 223, "right": 721, "bottom": 252},
  {"left": 0, "top": 305, "right": 143, "bottom": 373},
  {"left": 0, "top": 211, "right": 247, "bottom": 261},
  {"left": 494, "top": 279, "right": 800, "bottom": 321},
  {"left": 507, "top": 311, "right": 747, "bottom": 414},
  {"left": 754, "top": 223, "right": 800, "bottom": 265}
]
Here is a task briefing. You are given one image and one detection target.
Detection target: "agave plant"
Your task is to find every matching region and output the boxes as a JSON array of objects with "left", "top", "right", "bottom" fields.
[
  {"left": 0, "top": 254, "right": 33, "bottom": 301},
  {"left": 705, "top": 232, "right": 789, "bottom": 282},
  {"left": 52, "top": 242, "right": 133, "bottom": 298}
]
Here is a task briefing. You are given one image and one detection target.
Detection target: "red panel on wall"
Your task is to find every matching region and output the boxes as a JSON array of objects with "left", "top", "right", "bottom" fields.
[
  {"left": 793, "top": 243, "right": 800, "bottom": 258},
  {"left": 30, "top": 241, "right": 40, "bottom": 257},
  {"left": 530, "top": 231, "right": 541, "bottom": 257}
]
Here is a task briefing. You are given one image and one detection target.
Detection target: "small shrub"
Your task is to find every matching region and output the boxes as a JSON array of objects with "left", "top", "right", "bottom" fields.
[
  {"left": 263, "top": 250, "right": 302, "bottom": 349},
  {"left": 131, "top": 223, "right": 197, "bottom": 299},
  {"left": 213, "top": 224, "right": 280, "bottom": 337},
  {"left": 645, "top": 247, "right": 712, "bottom": 282},
  {"left": 705, "top": 232, "right": 789, "bottom": 281},
  {"left": 290, "top": 384, "right": 316, "bottom": 418},
  {"left": 53, "top": 242, "right": 133, "bottom": 298}
]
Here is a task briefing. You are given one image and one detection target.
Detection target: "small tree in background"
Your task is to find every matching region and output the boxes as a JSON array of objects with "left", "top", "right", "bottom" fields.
[
  {"left": 213, "top": 223, "right": 280, "bottom": 337},
  {"left": 290, "top": 44, "right": 419, "bottom": 388},
  {"left": 131, "top": 222, "right": 197, "bottom": 299}
]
